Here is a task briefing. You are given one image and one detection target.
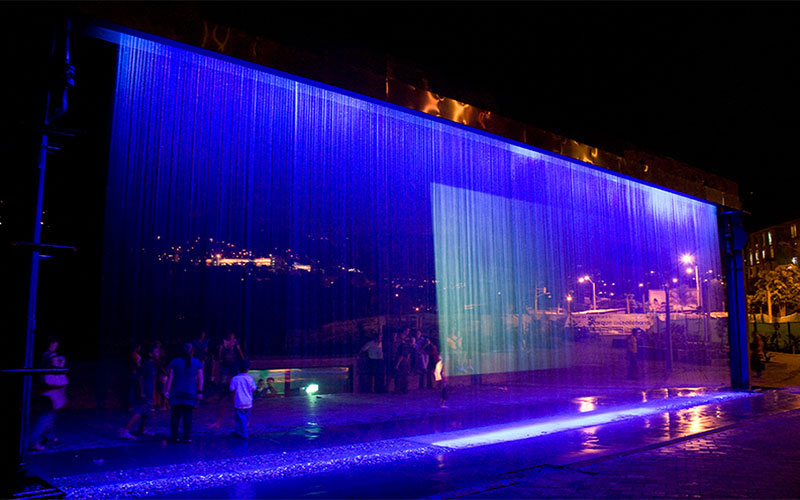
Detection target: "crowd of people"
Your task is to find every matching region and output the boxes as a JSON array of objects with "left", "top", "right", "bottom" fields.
[
  {"left": 357, "top": 327, "right": 449, "bottom": 407},
  {"left": 119, "top": 332, "right": 252, "bottom": 443},
  {"left": 27, "top": 327, "right": 454, "bottom": 451}
]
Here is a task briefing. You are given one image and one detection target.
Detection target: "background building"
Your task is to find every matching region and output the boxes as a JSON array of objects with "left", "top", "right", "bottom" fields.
[{"left": 745, "top": 218, "right": 800, "bottom": 280}]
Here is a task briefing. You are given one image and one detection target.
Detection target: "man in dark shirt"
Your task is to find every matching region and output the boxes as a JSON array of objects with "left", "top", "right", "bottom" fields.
[
  {"left": 120, "top": 344, "right": 158, "bottom": 439},
  {"left": 393, "top": 336, "right": 415, "bottom": 394}
]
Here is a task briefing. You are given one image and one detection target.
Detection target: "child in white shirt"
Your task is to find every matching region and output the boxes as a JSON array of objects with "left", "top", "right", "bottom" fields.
[{"left": 229, "top": 360, "right": 257, "bottom": 439}]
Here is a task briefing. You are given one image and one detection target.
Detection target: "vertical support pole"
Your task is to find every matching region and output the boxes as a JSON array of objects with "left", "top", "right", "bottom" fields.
[
  {"left": 20, "top": 134, "right": 48, "bottom": 458},
  {"left": 720, "top": 211, "right": 749, "bottom": 389},
  {"left": 665, "top": 284, "right": 672, "bottom": 372}
]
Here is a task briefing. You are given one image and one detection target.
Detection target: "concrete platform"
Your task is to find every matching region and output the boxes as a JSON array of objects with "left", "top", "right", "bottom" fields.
[{"left": 23, "top": 384, "right": 800, "bottom": 499}]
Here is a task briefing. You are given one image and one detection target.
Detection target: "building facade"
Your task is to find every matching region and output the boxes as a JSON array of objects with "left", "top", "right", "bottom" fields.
[{"left": 745, "top": 218, "right": 800, "bottom": 282}]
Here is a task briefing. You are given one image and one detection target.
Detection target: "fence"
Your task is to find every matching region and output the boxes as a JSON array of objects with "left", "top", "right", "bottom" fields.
[{"left": 749, "top": 322, "right": 800, "bottom": 354}]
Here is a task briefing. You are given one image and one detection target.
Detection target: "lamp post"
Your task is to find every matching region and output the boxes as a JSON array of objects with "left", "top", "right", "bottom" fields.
[
  {"left": 665, "top": 280, "right": 675, "bottom": 372},
  {"left": 681, "top": 254, "right": 701, "bottom": 310},
  {"left": 578, "top": 276, "right": 596, "bottom": 310},
  {"left": 638, "top": 283, "right": 646, "bottom": 312}
]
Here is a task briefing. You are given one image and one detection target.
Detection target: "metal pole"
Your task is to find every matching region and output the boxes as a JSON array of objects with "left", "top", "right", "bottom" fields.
[
  {"left": 720, "top": 211, "right": 749, "bottom": 389},
  {"left": 665, "top": 284, "right": 672, "bottom": 372},
  {"left": 20, "top": 15, "right": 71, "bottom": 459},
  {"left": 694, "top": 264, "right": 701, "bottom": 309},
  {"left": 20, "top": 133, "right": 48, "bottom": 458}
]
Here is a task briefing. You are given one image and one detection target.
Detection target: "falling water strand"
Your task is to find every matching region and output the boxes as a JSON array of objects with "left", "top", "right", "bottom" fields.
[{"left": 101, "top": 33, "right": 729, "bottom": 396}]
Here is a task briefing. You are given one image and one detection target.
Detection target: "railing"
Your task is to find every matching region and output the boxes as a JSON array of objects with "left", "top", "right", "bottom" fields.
[{"left": 749, "top": 322, "right": 800, "bottom": 354}]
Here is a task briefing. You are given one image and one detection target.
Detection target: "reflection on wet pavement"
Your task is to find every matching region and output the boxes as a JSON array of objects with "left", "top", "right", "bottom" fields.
[
  {"left": 30, "top": 388, "right": 800, "bottom": 499},
  {"left": 410, "top": 392, "right": 752, "bottom": 449}
]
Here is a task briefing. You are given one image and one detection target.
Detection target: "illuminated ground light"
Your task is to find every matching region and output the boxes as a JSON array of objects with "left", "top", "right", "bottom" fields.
[
  {"left": 409, "top": 392, "right": 753, "bottom": 449},
  {"left": 56, "top": 441, "right": 440, "bottom": 499},
  {"left": 54, "top": 392, "right": 753, "bottom": 498}
]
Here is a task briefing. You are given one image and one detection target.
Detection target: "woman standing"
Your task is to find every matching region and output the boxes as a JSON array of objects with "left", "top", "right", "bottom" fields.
[
  {"left": 154, "top": 340, "right": 169, "bottom": 410},
  {"left": 210, "top": 333, "right": 244, "bottom": 429},
  {"left": 164, "top": 343, "right": 203, "bottom": 443},
  {"left": 29, "top": 336, "right": 68, "bottom": 450}
]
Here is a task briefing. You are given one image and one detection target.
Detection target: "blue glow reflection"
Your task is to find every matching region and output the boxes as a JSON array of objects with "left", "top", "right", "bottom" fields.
[{"left": 417, "top": 392, "right": 751, "bottom": 449}]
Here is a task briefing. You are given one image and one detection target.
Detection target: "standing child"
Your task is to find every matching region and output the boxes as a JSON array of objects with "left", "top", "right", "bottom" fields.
[{"left": 229, "top": 359, "right": 256, "bottom": 439}]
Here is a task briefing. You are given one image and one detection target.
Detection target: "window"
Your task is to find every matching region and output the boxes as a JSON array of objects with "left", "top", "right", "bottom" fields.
[
  {"left": 793, "top": 257, "right": 798, "bottom": 265},
  {"left": 767, "top": 232, "right": 773, "bottom": 245},
  {"left": 791, "top": 224, "right": 798, "bottom": 239},
  {"left": 769, "top": 247, "right": 774, "bottom": 259},
  {"left": 749, "top": 252, "right": 754, "bottom": 266}
]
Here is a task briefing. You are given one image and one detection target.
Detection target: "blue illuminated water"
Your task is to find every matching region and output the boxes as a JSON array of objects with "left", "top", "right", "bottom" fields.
[{"left": 101, "top": 33, "right": 729, "bottom": 389}]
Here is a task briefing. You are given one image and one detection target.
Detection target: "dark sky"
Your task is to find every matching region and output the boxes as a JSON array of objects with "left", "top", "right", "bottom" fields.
[{"left": 196, "top": 1, "right": 800, "bottom": 230}]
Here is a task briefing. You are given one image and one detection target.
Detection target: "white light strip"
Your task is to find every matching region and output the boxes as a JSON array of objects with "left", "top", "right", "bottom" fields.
[{"left": 414, "top": 393, "right": 752, "bottom": 450}]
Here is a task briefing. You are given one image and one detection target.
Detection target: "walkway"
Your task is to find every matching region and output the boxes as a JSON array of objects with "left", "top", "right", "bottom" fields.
[{"left": 23, "top": 385, "right": 800, "bottom": 498}]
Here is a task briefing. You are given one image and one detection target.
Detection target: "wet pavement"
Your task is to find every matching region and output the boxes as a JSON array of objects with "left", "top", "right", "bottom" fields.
[{"left": 23, "top": 385, "right": 800, "bottom": 498}]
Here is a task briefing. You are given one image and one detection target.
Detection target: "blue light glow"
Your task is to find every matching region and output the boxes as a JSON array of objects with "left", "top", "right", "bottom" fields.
[
  {"left": 53, "top": 391, "right": 756, "bottom": 498},
  {"left": 102, "top": 32, "right": 729, "bottom": 388},
  {"left": 55, "top": 440, "right": 440, "bottom": 499},
  {"left": 416, "top": 392, "right": 752, "bottom": 449}
]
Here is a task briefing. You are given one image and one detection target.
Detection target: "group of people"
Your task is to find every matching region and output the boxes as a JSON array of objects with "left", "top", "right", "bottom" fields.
[
  {"left": 118, "top": 332, "right": 259, "bottom": 444},
  {"left": 29, "top": 328, "right": 452, "bottom": 451},
  {"left": 358, "top": 328, "right": 448, "bottom": 406}
]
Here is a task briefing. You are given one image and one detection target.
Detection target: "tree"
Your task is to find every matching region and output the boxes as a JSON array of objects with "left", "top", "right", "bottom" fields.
[
  {"left": 672, "top": 284, "right": 696, "bottom": 311},
  {"left": 748, "top": 265, "right": 800, "bottom": 321}
]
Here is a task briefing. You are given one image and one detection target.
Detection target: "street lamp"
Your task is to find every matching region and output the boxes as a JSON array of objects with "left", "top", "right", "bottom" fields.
[
  {"left": 638, "top": 283, "right": 646, "bottom": 312},
  {"left": 566, "top": 294, "right": 573, "bottom": 315},
  {"left": 681, "top": 254, "right": 701, "bottom": 310},
  {"left": 578, "top": 275, "right": 596, "bottom": 310}
]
